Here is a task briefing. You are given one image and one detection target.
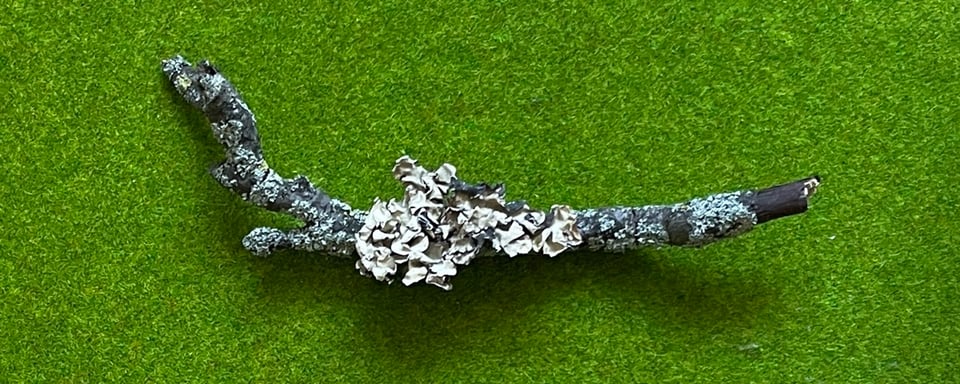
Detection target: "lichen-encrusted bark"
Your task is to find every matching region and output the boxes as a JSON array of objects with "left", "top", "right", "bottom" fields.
[
  {"left": 163, "top": 55, "right": 821, "bottom": 289},
  {"left": 573, "top": 177, "right": 820, "bottom": 252},
  {"left": 161, "top": 55, "right": 366, "bottom": 257}
]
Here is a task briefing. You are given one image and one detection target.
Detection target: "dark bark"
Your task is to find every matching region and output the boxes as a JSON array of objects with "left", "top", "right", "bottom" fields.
[{"left": 749, "top": 176, "right": 821, "bottom": 224}]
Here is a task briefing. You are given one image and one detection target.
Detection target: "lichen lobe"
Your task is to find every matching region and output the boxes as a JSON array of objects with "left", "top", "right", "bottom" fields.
[{"left": 354, "top": 156, "right": 582, "bottom": 290}]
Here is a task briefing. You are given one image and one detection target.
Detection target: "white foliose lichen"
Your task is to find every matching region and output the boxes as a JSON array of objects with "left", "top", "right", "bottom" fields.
[{"left": 355, "top": 156, "right": 582, "bottom": 290}]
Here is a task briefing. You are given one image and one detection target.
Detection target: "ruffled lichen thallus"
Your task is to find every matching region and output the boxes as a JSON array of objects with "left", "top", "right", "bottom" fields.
[
  {"left": 162, "top": 55, "right": 821, "bottom": 290},
  {"left": 355, "top": 156, "right": 581, "bottom": 289}
]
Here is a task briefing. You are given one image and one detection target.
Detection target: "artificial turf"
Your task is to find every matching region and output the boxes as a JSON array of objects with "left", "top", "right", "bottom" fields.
[{"left": 2, "top": 1, "right": 959, "bottom": 382}]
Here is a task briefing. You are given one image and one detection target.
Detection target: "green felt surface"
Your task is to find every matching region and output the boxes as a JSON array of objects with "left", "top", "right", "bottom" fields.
[{"left": 2, "top": 1, "right": 958, "bottom": 382}]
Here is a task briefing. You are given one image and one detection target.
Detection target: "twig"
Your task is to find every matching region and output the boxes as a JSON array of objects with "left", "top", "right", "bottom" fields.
[
  {"left": 162, "top": 55, "right": 820, "bottom": 289},
  {"left": 161, "top": 55, "right": 365, "bottom": 257}
]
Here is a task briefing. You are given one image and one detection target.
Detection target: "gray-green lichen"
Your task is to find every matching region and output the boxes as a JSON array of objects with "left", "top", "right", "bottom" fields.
[
  {"left": 162, "top": 55, "right": 364, "bottom": 258},
  {"left": 680, "top": 192, "right": 756, "bottom": 246},
  {"left": 573, "top": 192, "right": 758, "bottom": 252}
]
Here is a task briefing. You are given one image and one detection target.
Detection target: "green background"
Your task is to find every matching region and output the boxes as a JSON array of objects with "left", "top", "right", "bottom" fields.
[{"left": 2, "top": 1, "right": 958, "bottom": 382}]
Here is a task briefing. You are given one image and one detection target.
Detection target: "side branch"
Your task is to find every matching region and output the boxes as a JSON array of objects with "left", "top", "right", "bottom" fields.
[{"left": 161, "top": 56, "right": 365, "bottom": 257}]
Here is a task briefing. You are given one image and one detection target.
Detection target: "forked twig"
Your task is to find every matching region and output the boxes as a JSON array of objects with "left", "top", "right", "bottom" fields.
[{"left": 162, "top": 55, "right": 820, "bottom": 290}]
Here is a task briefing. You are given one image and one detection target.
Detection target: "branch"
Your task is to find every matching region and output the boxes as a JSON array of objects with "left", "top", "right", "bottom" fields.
[
  {"left": 574, "top": 176, "right": 820, "bottom": 252},
  {"left": 161, "top": 55, "right": 365, "bottom": 257},
  {"left": 162, "top": 55, "right": 820, "bottom": 290}
]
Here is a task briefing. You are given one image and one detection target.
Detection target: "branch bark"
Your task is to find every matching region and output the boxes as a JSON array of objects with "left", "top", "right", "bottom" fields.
[
  {"left": 161, "top": 55, "right": 365, "bottom": 257},
  {"left": 162, "top": 55, "right": 820, "bottom": 289},
  {"left": 573, "top": 176, "right": 820, "bottom": 252}
]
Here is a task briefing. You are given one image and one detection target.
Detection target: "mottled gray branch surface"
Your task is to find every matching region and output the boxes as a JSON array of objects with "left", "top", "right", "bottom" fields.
[
  {"left": 574, "top": 176, "right": 820, "bottom": 252},
  {"left": 162, "top": 55, "right": 820, "bottom": 289},
  {"left": 161, "top": 55, "right": 366, "bottom": 257}
]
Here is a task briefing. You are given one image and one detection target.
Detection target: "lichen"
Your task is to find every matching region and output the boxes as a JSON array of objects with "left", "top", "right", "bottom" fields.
[
  {"left": 573, "top": 207, "right": 670, "bottom": 252},
  {"left": 164, "top": 55, "right": 818, "bottom": 290},
  {"left": 354, "top": 156, "right": 582, "bottom": 289},
  {"left": 673, "top": 192, "right": 756, "bottom": 246}
]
